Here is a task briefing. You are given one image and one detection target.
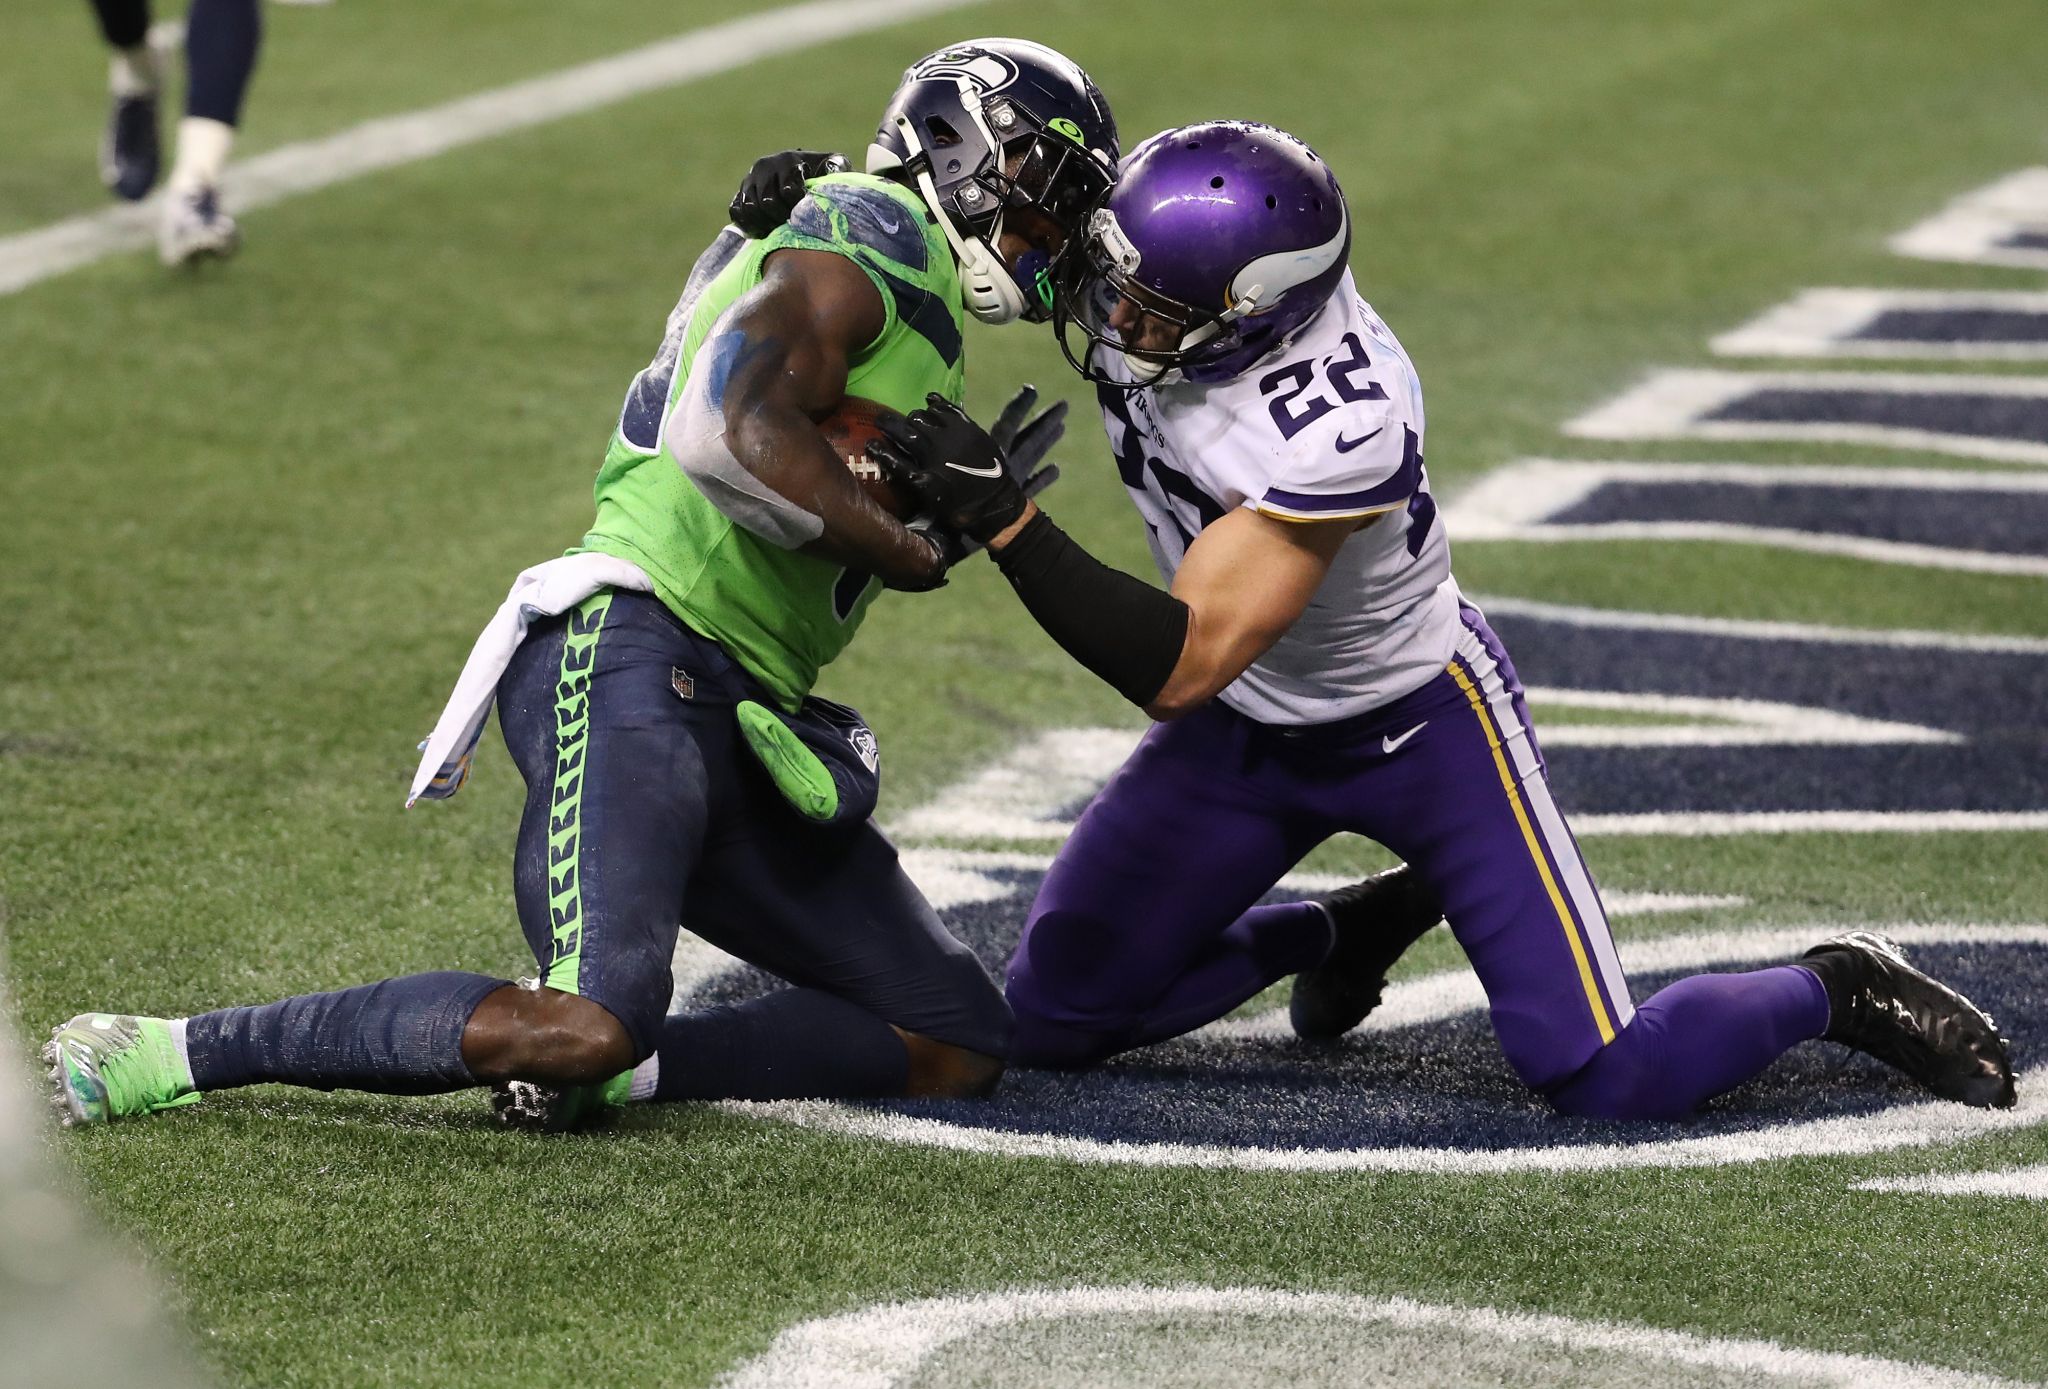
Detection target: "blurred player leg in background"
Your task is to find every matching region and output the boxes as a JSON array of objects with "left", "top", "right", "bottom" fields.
[
  {"left": 88, "top": 0, "right": 161, "bottom": 201},
  {"left": 85, "top": 0, "right": 264, "bottom": 262},
  {"left": 160, "top": 0, "right": 262, "bottom": 265}
]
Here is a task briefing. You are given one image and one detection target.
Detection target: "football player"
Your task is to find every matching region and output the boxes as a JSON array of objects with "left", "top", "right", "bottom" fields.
[
  {"left": 863, "top": 120, "right": 2016, "bottom": 1118},
  {"left": 43, "top": 40, "right": 1119, "bottom": 1128},
  {"left": 84, "top": 0, "right": 260, "bottom": 264}
]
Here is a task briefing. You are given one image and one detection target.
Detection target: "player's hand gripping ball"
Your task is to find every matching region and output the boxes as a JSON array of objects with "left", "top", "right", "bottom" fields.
[{"left": 817, "top": 396, "right": 912, "bottom": 518}]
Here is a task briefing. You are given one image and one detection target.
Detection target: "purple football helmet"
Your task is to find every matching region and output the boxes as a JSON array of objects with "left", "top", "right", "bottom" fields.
[{"left": 1053, "top": 120, "right": 1350, "bottom": 386}]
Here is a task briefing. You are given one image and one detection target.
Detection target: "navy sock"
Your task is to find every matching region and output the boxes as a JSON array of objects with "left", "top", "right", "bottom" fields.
[
  {"left": 90, "top": 0, "right": 151, "bottom": 51},
  {"left": 651, "top": 989, "right": 909, "bottom": 1101},
  {"left": 184, "top": 971, "right": 507, "bottom": 1094},
  {"left": 184, "top": 0, "right": 261, "bottom": 125}
]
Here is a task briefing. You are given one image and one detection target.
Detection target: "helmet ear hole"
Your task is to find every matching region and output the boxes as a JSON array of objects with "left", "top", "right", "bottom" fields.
[
  {"left": 1265, "top": 195, "right": 1277, "bottom": 209},
  {"left": 1210, "top": 177, "right": 1225, "bottom": 189},
  {"left": 923, "top": 115, "right": 962, "bottom": 147}
]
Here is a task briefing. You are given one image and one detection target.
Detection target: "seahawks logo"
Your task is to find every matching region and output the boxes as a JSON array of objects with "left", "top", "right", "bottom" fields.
[
  {"left": 847, "top": 725, "right": 880, "bottom": 774},
  {"left": 909, "top": 50, "right": 1017, "bottom": 93}
]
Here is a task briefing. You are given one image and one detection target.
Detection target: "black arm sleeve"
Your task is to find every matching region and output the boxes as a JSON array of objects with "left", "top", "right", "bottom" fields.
[{"left": 991, "top": 511, "right": 1190, "bottom": 707}]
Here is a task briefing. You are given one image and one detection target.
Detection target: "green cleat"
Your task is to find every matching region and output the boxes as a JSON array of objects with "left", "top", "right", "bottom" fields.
[
  {"left": 43, "top": 1014, "right": 200, "bottom": 1126},
  {"left": 489, "top": 1072, "right": 632, "bottom": 1133}
]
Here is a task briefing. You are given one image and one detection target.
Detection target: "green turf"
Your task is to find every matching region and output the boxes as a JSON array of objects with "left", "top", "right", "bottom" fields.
[{"left": 5, "top": 0, "right": 2048, "bottom": 1383}]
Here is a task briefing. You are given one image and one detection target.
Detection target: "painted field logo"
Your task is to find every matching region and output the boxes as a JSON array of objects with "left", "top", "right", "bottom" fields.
[{"left": 669, "top": 862, "right": 2045, "bottom": 1172}]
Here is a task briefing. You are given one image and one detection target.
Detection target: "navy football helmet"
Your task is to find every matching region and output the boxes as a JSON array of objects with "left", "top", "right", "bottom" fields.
[
  {"left": 867, "top": 39, "right": 1119, "bottom": 325},
  {"left": 1054, "top": 120, "right": 1351, "bottom": 386}
]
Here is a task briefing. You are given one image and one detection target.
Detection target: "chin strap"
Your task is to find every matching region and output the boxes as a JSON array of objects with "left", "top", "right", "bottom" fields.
[{"left": 880, "top": 117, "right": 1029, "bottom": 326}]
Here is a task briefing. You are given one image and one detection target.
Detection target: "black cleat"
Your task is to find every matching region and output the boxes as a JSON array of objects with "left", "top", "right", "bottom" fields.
[
  {"left": 100, "top": 92, "right": 161, "bottom": 202},
  {"left": 1802, "top": 931, "right": 2015, "bottom": 1109},
  {"left": 1289, "top": 865, "right": 1444, "bottom": 1040}
]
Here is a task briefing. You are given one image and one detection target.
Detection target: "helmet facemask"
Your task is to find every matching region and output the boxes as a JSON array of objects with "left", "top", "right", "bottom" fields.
[
  {"left": 870, "top": 85, "right": 1114, "bottom": 325},
  {"left": 1054, "top": 206, "right": 1262, "bottom": 389},
  {"left": 1054, "top": 194, "right": 1351, "bottom": 389}
]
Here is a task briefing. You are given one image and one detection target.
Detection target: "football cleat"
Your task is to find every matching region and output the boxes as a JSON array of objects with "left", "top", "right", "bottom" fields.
[
  {"left": 1802, "top": 931, "right": 2015, "bottom": 1109},
  {"left": 158, "top": 184, "right": 241, "bottom": 267},
  {"left": 101, "top": 93, "right": 161, "bottom": 201},
  {"left": 1289, "top": 865, "right": 1444, "bottom": 1040},
  {"left": 43, "top": 1014, "right": 199, "bottom": 1126},
  {"left": 490, "top": 1073, "right": 630, "bottom": 1133}
]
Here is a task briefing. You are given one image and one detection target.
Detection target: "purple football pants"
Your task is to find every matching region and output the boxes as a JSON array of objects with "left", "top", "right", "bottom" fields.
[{"left": 1004, "top": 606, "right": 1829, "bottom": 1119}]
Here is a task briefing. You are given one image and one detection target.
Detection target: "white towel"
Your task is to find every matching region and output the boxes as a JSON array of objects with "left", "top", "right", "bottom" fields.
[{"left": 407, "top": 553, "right": 655, "bottom": 807}]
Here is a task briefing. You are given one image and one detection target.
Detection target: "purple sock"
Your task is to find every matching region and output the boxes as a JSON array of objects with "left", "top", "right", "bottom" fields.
[
  {"left": 1128, "top": 901, "right": 1333, "bottom": 1047},
  {"left": 650, "top": 988, "right": 909, "bottom": 1101},
  {"left": 1549, "top": 965, "right": 1830, "bottom": 1120},
  {"left": 184, "top": 971, "right": 505, "bottom": 1094}
]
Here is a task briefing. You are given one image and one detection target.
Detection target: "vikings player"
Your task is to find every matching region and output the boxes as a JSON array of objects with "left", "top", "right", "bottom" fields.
[{"left": 867, "top": 120, "right": 2014, "bottom": 1118}]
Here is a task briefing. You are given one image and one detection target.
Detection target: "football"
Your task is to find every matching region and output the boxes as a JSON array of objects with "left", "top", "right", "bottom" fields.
[{"left": 817, "top": 395, "right": 912, "bottom": 518}]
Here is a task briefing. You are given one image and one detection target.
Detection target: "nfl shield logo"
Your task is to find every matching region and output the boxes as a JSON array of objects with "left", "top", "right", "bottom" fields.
[{"left": 671, "top": 667, "right": 694, "bottom": 701}]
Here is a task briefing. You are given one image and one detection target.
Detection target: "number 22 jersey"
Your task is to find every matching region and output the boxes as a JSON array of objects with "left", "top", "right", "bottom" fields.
[{"left": 1091, "top": 269, "right": 1461, "bottom": 726}]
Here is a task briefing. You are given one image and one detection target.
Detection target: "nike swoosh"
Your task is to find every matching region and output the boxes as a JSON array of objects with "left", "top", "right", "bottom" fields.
[
  {"left": 875, "top": 210, "right": 902, "bottom": 233},
  {"left": 1334, "top": 426, "right": 1385, "bottom": 453},
  {"left": 946, "top": 460, "right": 1005, "bottom": 478},
  {"left": 1381, "top": 721, "right": 1427, "bottom": 754}
]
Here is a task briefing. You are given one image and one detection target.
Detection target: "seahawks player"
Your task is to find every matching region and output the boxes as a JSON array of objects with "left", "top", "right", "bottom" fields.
[
  {"left": 43, "top": 40, "right": 1120, "bottom": 1128},
  {"left": 867, "top": 121, "right": 2014, "bottom": 1117}
]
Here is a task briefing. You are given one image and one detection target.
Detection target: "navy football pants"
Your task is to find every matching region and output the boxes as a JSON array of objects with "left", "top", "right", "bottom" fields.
[{"left": 496, "top": 591, "right": 1009, "bottom": 1062}]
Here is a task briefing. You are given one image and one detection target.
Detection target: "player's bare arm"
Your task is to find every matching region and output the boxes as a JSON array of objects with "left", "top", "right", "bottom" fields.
[
  {"left": 717, "top": 248, "right": 944, "bottom": 588},
  {"left": 1144, "top": 506, "right": 1357, "bottom": 720}
]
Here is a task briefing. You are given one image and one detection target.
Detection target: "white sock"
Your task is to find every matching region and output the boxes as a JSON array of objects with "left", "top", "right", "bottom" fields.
[
  {"left": 167, "top": 1017, "right": 198, "bottom": 1091},
  {"left": 626, "top": 1053, "right": 660, "bottom": 1102},
  {"left": 109, "top": 45, "right": 159, "bottom": 99},
  {"left": 168, "top": 116, "right": 235, "bottom": 194}
]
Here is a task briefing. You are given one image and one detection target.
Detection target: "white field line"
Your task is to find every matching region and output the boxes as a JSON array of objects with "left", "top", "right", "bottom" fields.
[
  {"left": 1572, "top": 810, "right": 2048, "bottom": 836},
  {"left": 1467, "top": 593, "right": 2048, "bottom": 655},
  {"left": 1457, "top": 520, "right": 2048, "bottom": 577},
  {"left": 890, "top": 695, "right": 1978, "bottom": 845},
  {"left": 726, "top": 924, "right": 2048, "bottom": 1174},
  {"left": 718, "top": 1284, "right": 2039, "bottom": 1389},
  {"left": 1713, "top": 288, "right": 2048, "bottom": 360},
  {"left": 1854, "top": 1165, "right": 2048, "bottom": 1200},
  {"left": 1446, "top": 459, "right": 2048, "bottom": 576},
  {"left": 1890, "top": 167, "right": 2048, "bottom": 272},
  {"left": 0, "top": 0, "right": 985, "bottom": 296},
  {"left": 1450, "top": 459, "right": 2048, "bottom": 533},
  {"left": 1563, "top": 369, "right": 2048, "bottom": 466},
  {"left": 890, "top": 727, "right": 1145, "bottom": 842},
  {"left": 1520, "top": 685, "right": 1957, "bottom": 748}
]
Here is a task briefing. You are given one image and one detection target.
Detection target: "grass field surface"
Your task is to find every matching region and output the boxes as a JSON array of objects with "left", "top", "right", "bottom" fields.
[{"left": 4, "top": 1, "right": 2046, "bottom": 1384}]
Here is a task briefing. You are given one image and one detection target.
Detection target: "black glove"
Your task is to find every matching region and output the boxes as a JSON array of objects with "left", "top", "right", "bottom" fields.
[
  {"left": 881, "top": 521, "right": 970, "bottom": 592},
  {"left": 867, "top": 391, "right": 1064, "bottom": 544},
  {"left": 728, "top": 149, "right": 849, "bottom": 237},
  {"left": 986, "top": 385, "right": 1067, "bottom": 500}
]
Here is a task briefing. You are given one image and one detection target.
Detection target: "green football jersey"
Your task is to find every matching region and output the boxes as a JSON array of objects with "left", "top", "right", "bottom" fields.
[{"left": 577, "top": 173, "right": 966, "bottom": 708}]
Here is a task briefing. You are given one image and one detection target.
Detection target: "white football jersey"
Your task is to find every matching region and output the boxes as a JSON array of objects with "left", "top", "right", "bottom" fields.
[{"left": 1092, "top": 270, "right": 1461, "bottom": 725}]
